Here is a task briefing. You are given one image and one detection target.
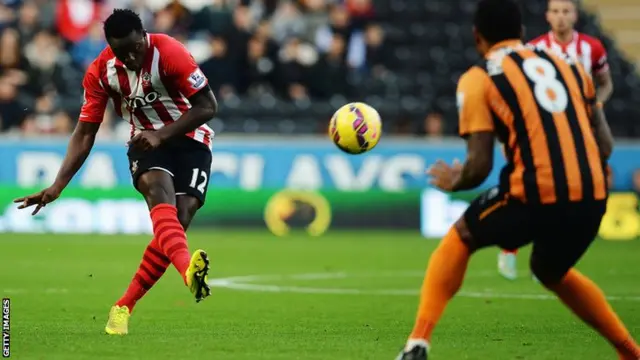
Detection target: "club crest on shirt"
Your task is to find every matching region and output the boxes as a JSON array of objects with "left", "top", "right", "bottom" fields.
[
  {"left": 141, "top": 72, "right": 152, "bottom": 87},
  {"left": 131, "top": 160, "right": 138, "bottom": 174}
]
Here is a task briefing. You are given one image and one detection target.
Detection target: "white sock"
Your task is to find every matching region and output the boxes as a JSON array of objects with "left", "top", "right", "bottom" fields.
[{"left": 405, "top": 338, "right": 430, "bottom": 352}]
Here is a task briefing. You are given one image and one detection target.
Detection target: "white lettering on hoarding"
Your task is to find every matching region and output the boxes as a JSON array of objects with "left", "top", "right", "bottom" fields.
[
  {"left": 16, "top": 149, "right": 426, "bottom": 191},
  {"left": 17, "top": 152, "right": 62, "bottom": 186},
  {"left": 286, "top": 155, "right": 323, "bottom": 189},
  {"left": 80, "top": 153, "right": 117, "bottom": 188},
  {"left": 0, "top": 199, "right": 152, "bottom": 234},
  {"left": 210, "top": 153, "right": 265, "bottom": 191},
  {"left": 17, "top": 152, "right": 116, "bottom": 188},
  {"left": 420, "top": 189, "right": 469, "bottom": 238}
]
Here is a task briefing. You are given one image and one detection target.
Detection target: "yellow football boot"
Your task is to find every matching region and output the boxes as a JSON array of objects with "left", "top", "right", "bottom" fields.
[
  {"left": 185, "top": 249, "right": 211, "bottom": 303},
  {"left": 105, "top": 305, "right": 130, "bottom": 335}
]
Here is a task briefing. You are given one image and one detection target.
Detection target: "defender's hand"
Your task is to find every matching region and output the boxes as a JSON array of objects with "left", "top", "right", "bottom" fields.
[
  {"left": 13, "top": 186, "right": 63, "bottom": 215},
  {"left": 128, "top": 131, "right": 162, "bottom": 151},
  {"left": 426, "top": 159, "right": 463, "bottom": 192}
]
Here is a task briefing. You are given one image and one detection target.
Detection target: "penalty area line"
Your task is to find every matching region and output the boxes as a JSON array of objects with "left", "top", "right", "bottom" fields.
[{"left": 207, "top": 272, "right": 640, "bottom": 302}]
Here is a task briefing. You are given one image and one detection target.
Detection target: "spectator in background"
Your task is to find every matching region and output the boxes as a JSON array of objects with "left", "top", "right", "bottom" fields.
[
  {"left": 245, "top": 36, "right": 277, "bottom": 96},
  {"left": 0, "top": 0, "right": 392, "bottom": 136},
  {"left": 364, "top": 23, "right": 388, "bottom": 77},
  {"left": 191, "top": 0, "right": 234, "bottom": 35},
  {"left": 310, "top": 34, "right": 349, "bottom": 98},
  {"left": 15, "top": 1, "right": 40, "bottom": 46},
  {"left": 0, "top": 27, "right": 21, "bottom": 70},
  {"left": 344, "top": 0, "right": 374, "bottom": 29},
  {"left": 270, "top": 1, "right": 306, "bottom": 44},
  {"left": 21, "top": 29, "right": 82, "bottom": 119},
  {"left": 254, "top": 19, "right": 279, "bottom": 58},
  {"left": 0, "top": 77, "right": 22, "bottom": 130},
  {"left": 200, "top": 35, "right": 238, "bottom": 99},
  {"left": 70, "top": 21, "right": 106, "bottom": 69},
  {"left": 422, "top": 110, "right": 444, "bottom": 138},
  {"left": 299, "top": 0, "right": 330, "bottom": 43},
  {"left": 55, "top": 0, "right": 103, "bottom": 44}
]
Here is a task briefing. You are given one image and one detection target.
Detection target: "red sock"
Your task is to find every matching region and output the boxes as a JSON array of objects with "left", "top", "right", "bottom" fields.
[
  {"left": 150, "top": 204, "right": 191, "bottom": 284},
  {"left": 502, "top": 249, "right": 518, "bottom": 255},
  {"left": 116, "top": 237, "right": 170, "bottom": 312}
]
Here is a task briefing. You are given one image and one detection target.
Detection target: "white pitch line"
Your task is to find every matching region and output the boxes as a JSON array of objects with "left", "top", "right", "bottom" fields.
[{"left": 207, "top": 272, "right": 640, "bottom": 302}]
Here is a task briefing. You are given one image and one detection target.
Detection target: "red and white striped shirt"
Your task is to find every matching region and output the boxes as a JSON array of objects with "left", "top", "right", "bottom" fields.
[
  {"left": 528, "top": 31, "right": 609, "bottom": 76},
  {"left": 79, "top": 33, "right": 214, "bottom": 148}
]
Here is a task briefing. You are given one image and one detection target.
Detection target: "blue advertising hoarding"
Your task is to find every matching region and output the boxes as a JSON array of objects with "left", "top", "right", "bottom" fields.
[{"left": 0, "top": 137, "right": 638, "bottom": 191}]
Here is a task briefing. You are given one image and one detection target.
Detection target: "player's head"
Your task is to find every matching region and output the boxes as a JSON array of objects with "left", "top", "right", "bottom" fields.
[
  {"left": 546, "top": 0, "right": 578, "bottom": 34},
  {"left": 472, "top": 0, "right": 523, "bottom": 56},
  {"left": 104, "top": 9, "right": 146, "bottom": 71}
]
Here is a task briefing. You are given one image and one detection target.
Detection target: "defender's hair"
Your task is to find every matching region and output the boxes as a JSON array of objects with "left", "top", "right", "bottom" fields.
[
  {"left": 103, "top": 9, "right": 144, "bottom": 39},
  {"left": 474, "top": 0, "right": 523, "bottom": 44}
]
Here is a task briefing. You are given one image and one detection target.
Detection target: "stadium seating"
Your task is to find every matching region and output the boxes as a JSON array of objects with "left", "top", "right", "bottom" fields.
[
  {"left": 0, "top": 0, "right": 638, "bottom": 137},
  {"left": 212, "top": 0, "right": 640, "bottom": 137}
]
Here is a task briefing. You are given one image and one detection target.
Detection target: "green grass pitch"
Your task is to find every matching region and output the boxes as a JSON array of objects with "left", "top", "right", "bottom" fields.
[{"left": 1, "top": 231, "right": 639, "bottom": 360}]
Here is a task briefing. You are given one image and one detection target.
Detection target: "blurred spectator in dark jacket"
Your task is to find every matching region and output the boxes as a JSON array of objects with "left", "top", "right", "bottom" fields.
[
  {"left": 20, "top": 29, "right": 82, "bottom": 117},
  {"left": 310, "top": 34, "right": 349, "bottom": 98},
  {"left": 277, "top": 36, "right": 318, "bottom": 100},
  {"left": 364, "top": 23, "right": 389, "bottom": 77},
  {"left": 15, "top": 1, "right": 40, "bottom": 46},
  {"left": 244, "top": 36, "right": 277, "bottom": 96},
  {"left": 200, "top": 35, "right": 237, "bottom": 100},
  {"left": 315, "top": 4, "right": 351, "bottom": 52},
  {"left": 190, "top": 0, "right": 233, "bottom": 36},
  {"left": 70, "top": 21, "right": 106, "bottom": 69}
]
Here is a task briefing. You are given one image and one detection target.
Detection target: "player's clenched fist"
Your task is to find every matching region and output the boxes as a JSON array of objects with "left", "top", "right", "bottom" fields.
[
  {"left": 13, "top": 185, "right": 62, "bottom": 215},
  {"left": 128, "top": 130, "right": 163, "bottom": 151}
]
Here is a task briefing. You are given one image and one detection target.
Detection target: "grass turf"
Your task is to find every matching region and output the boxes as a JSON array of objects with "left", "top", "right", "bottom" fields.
[{"left": 1, "top": 230, "right": 639, "bottom": 359}]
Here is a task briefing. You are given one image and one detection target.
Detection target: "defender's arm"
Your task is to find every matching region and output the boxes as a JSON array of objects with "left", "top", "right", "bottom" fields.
[
  {"left": 452, "top": 132, "right": 494, "bottom": 191},
  {"left": 452, "top": 67, "right": 495, "bottom": 191}
]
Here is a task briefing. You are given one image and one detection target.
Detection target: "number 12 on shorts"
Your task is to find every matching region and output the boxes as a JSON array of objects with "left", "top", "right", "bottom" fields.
[{"left": 189, "top": 168, "right": 208, "bottom": 193}]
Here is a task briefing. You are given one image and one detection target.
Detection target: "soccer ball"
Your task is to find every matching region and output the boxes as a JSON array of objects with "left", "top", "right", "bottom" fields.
[{"left": 329, "top": 102, "right": 382, "bottom": 154}]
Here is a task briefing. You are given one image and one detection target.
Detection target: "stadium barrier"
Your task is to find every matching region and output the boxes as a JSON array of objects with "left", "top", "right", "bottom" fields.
[
  {"left": 0, "top": 137, "right": 638, "bottom": 237},
  {"left": 421, "top": 188, "right": 640, "bottom": 242}
]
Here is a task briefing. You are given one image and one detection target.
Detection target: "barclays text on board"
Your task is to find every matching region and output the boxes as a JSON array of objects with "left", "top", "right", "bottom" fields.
[{"left": 0, "top": 139, "right": 638, "bottom": 190}]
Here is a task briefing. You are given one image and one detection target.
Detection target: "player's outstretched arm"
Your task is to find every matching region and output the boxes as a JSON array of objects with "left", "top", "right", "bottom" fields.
[
  {"left": 14, "top": 121, "right": 100, "bottom": 215},
  {"left": 590, "top": 104, "right": 614, "bottom": 161}
]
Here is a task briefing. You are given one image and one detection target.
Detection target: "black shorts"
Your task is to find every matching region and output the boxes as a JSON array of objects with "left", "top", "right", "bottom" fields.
[
  {"left": 463, "top": 186, "right": 607, "bottom": 282},
  {"left": 127, "top": 136, "right": 212, "bottom": 206}
]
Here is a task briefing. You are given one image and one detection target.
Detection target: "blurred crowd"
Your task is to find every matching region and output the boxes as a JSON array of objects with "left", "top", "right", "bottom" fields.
[{"left": 0, "top": 0, "right": 401, "bottom": 138}]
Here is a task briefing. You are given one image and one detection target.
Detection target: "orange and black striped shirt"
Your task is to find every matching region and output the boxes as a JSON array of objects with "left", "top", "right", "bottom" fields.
[{"left": 456, "top": 40, "right": 606, "bottom": 204}]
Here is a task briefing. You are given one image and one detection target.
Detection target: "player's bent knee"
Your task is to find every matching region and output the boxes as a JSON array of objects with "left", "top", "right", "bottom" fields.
[{"left": 453, "top": 218, "right": 477, "bottom": 253}]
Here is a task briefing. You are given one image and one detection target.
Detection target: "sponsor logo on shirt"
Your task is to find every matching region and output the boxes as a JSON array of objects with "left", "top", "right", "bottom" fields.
[{"left": 188, "top": 69, "right": 206, "bottom": 90}]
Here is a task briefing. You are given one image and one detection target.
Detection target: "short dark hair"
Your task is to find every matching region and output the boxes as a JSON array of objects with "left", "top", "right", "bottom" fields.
[
  {"left": 549, "top": 0, "right": 578, "bottom": 6},
  {"left": 474, "top": 0, "right": 522, "bottom": 44},
  {"left": 103, "top": 9, "right": 143, "bottom": 39}
]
